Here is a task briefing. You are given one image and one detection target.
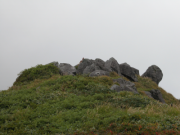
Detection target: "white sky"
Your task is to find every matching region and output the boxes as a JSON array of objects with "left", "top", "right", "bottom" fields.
[{"left": 0, "top": 1, "right": 180, "bottom": 99}]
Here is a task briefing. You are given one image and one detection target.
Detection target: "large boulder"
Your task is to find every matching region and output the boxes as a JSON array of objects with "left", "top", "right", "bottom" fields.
[
  {"left": 149, "top": 89, "right": 165, "bottom": 103},
  {"left": 76, "top": 59, "right": 94, "bottom": 75},
  {"left": 105, "top": 57, "right": 121, "bottom": 75},
  {"left": 144, "top": 91, "right": 153, "bottom": 99},
  {"left": 89, "top": 70, "right": 110, "bottom": 77},
  {"left": 142, "top": 65, "right": 163, "bottom": 85},
  {"left": 94, "top": 58, "right": 111, "bottom": 72},
  {"left": 83, "top": 63, "right": 95, "bottom": 75},
  {"left": 119, "top": 63, "right": 138, "bottom": 82},
  {"left": 59, "top": 63, "right": 76, "bottom": 75},
  {"left": 111, "top": 78, "right": 138, "bottom": 94},
  {"left": 132, "top": 67, "right": 139, "bottom": 75},
  {"left": 83, "top": 58, "right": 111, "bottom": 75}
]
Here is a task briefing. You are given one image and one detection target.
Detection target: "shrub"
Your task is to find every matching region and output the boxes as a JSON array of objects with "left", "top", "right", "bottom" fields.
[{"left": 13, "top": 63, "right": 59, "bottom": 86}]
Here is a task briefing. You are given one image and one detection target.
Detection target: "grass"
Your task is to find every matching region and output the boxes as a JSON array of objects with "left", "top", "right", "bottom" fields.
[{"left": 0, "top": 65, "right": 180, "bottom": 134}]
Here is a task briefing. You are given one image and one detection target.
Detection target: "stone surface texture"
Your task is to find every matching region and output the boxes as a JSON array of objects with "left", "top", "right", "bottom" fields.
[
  {"left": 119, "top": 63, "right": 138, "bottom": 82},
  {"left": 142, "top": 65, "right": 163, "bottom": 85}
]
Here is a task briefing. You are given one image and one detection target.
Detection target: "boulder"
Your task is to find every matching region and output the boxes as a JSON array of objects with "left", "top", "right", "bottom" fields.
[
  {"left": 94, "top": 58, "right": 111, "bottom": 72},
  {"left": 105, "top": 57, "right": 121, "bottom": 75},
  {"left": 132, "top": 67, "right": 139, "bottom": 75},
  {"left": 76, "top": 59, "right": 94, "bottom": 74},
  {"left": 149, "top": 89, "right": 165, "bottom": 103},
  {"left": 89, "top": 70, "right": 110, "bottom": 77},
  {"left": 59, "top": 63, "right": 76, "bottom": 75},
  {"left": 142, "top": 65, "right": 163, "bottom": 85},
  {"left": 83, "top": 63, "right": 95, "bottom": 75},
  {"left": 119, "top": 63, "right": 138, "bottom": 82},
  {"left": 144, "top": 91, "right": 153, "bottom": 98},
  {"left": 111, "top": 78, "right": 138, "bottom": 94}
]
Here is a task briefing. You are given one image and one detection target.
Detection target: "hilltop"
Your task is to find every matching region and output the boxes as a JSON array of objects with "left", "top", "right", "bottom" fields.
[{"left": 0, "top": 57, "right": 180, "bottom": 135}]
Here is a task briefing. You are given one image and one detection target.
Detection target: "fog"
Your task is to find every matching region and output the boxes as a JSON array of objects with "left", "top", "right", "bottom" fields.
[{"left": 1, "top": 1, "right": 180, "bottom": 99}]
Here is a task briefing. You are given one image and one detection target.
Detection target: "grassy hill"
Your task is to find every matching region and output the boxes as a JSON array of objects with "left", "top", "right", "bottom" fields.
[{"left": 0, "top": 64, "right": 180, "bottom": 134}]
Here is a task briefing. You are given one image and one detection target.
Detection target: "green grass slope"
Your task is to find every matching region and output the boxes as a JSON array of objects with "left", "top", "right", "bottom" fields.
[{"left": 0, "top": 64, "right": 180, "bottom": 135}]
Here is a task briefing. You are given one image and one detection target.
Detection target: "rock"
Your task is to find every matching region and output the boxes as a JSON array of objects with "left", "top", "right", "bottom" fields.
[
  {"left": 119, "top": 63, "right": 138, "bottom": 82},
  {"left": 89, "top": 70, "right": 110, "bottom": 77},
  {"left": 83, "top": 58, "right": 110, "bottom": 75},
  {"left": 110, "top": 84, "right": 124, "bottom": 92},
  {"left": 149, "top": 89, "right": 165, "bottom": 103},
  {"left": 132, "top": 67, "right": 139, "bottom": 75},
  {"left": 105, "top": 57, "right": 121, "bottom": 75},
  {"left": 83, "top": 63, "right": 95, "bottom": 75},
  {"left": 76, "top": 59, "right": 94, "bottom": 74},
  {"left": 59, "top": 63, "right": 76, "bottom": 75},
  {"left": 144, "top": 91, "right": 153, "bottom": 98},
  {"left": 111, "top": 78, "right": 139, "bottom": 94},
  {"left": 142, "top": 65, "right": 163, "bottom": 85}
]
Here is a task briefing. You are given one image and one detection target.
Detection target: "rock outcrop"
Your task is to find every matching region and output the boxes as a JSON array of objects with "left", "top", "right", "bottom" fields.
[
  {"left": 119, "top": 63, "right": 138, "bottom": 82},
  {"left": 150, "top": 89, "right": 165, "bottom": 103},
  {"left": 105, "top": 57, "right": 121, "bottom": 75},
  {"left": 142, "top": 65, "right": 163, "bottom": 85},
  {"left": 89, "top": 70, "right": 110, "bottom": 77},
  {"left": 143, "top": 89, "right": 165, "bottom": 103},
  {"left": 110, "top": 78, "right": 138, "bottom": 94},
  {"left": 59, "top": 63, "right": 76, "bottom": 75},
  {"left": 76, "top": 59, "right": 94, "bottom": 75}
]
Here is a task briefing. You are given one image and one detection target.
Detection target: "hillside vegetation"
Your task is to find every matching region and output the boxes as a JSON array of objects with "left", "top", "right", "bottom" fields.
[{"left": 0, "top": 64, "right": 180, "bottom": 135}]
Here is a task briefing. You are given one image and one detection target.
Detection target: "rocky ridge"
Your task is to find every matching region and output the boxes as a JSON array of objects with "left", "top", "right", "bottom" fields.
[{"left": 50, "top": 57, "right": 164, "bottom": 103}]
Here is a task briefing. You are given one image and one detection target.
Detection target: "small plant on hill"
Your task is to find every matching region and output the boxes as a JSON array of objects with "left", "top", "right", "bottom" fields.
[{"left": 13, "top": 63, "right": 59, "bottom": 86}]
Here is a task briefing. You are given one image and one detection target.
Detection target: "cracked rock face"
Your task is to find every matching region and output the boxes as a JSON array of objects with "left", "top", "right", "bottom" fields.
[
  {"left": 142, "top": 65, "right": 163, "bottom": 85},
  {"left": 110, "top": 78, "right": 138, "bottom": 94},
  {"left": 89, "top": 70, "right": 110, "bottom": 77},
  {"left": 119, "top": 63, "right": 138, "bottom": 82},
  {"left": 143, "top": 89, "right": 165, "bottom": 103},
  {"left": 59, "top": 63, "right": 76, "bottom": 75},
  {"left": 76, "top": 59, "right": 94, "bottom": 75},
  {"left": 105, "top": 57, "right": 121, "bottom": 75}
]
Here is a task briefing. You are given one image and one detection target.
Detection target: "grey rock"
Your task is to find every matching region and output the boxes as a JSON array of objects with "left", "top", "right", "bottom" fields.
[
  {"left": 132, "top": 67, "right": 139, "bottom": 75},
  {"left": 89, "top": 70, "right": 110, "bottom": 77},
  {"left": 142, "top": 65, "right": 163, "bottom": 85},
  {"left": 112, "top": 78, "right": 139, "bottom": 94},
  {"left": 83, "top": 63, "right": 95, "bottom": 75},
  {"left": 144, "top": 91, "right": 153, "bottom": 98},
  {"left": 76, "top": 59, "right": 94, "bottom": 74},
  {"left": 105, "top": 57, "right": 121, "bottom": 75},
  {"left": 59, "top": 63, "right": 76, "bottom": 75},
  {"left": 119, "top": 63, "right": 138, "bottom": 82},
  {"left": 92, "top": 58, "right": 110, "bottom": 72},
  {"left": 150, "top": 89, "right": 165, "bottom": 103},
  {"left": 110, "top": 84, "right": 124, "bottom": 92}
]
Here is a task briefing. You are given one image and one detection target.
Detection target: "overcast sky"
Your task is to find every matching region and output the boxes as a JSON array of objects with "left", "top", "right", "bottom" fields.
[{"left": 0, "top": 1, "right": 180, "bottom": 99}]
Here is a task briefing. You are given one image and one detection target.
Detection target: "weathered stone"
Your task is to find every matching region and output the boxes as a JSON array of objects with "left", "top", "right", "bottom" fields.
[
  {"left": 76, "top": 59, "right": 94, "bottom": 74},
  {"left": 105, "top": 57, "right": 121, "bottom": 75},
  {"left": 112, "top": 78, "right": 138, "bottom": 94},
  {"left": 132, "top": 67, "right": 139, "bottom": 75},
  {"left": 144, "top": 91, "right": 153, "bottom": 98},
  {"left": 59, "top": 63, "right": 76, "bottom": 75},
  {"left": 110, "top": 84, "right": 124, "bottom": 92},
  {"left": 83, "top": 63, "right": 95, "bottom": 75},
  {"left": 119, "top": 63, "right": 138, "bottom": 82},
  {"left": 94, "top": 58, "right": 111, "bottom": 72},
  {"left": 150, "top": 89, "right": 165, "bottom": 103},
  {"left": 89, "top": 70, "right": 110, "bottom": 77},
  {"left": 142, "top": 65, "right": 163, "bottom": 85}
]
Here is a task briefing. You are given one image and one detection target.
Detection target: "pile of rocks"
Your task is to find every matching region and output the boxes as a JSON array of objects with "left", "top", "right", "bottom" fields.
[{"left": 49, "top": 57, "right": 165, "bottom": 103}]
